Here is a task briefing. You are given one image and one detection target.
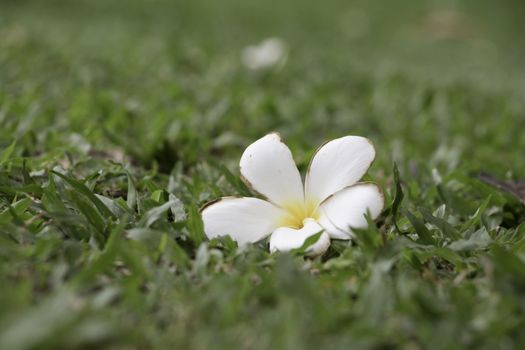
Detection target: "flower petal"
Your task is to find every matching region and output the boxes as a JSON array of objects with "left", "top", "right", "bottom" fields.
[
  {"left": 317, "top": 213, "right": 350, "bottom": 240},
  {"left": 305, "top": 136, "right": 376, "bottom": 204},
  {"left": 240, "top": 133, "right": 304, "bottom": 206},
  {"left": 269, "top": 219, "right": 331, "bottom": 256},
  {"left": 318, "top": 183, "right": 384, "bottom": 239},
  {"left": 201, "top": 197, "right": 285, "bottom": 246}
]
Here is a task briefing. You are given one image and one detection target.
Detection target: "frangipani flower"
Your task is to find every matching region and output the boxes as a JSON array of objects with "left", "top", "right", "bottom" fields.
[
  {"left": 241, "top": 38, "right": 287, "bottom": 71},
  {"left": 201, "top": 133, "right": 384, "bottom": 256}
]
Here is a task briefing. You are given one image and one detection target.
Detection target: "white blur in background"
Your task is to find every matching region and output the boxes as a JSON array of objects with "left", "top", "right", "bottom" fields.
[{"left": 241, "top": 37, "right": 288, "bottom": 70}]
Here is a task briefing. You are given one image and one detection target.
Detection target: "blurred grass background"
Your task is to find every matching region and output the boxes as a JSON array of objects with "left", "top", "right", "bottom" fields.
[
  {"left": 2, "top": 0, "right": 525, "bottom": 172},
  {"left": 1, "top": 0, "right": 525, "bottom": 349}
]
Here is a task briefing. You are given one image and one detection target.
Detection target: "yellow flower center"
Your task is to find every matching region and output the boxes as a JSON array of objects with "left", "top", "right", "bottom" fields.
[{"left": 279, "top": 199, "right": 320, "bottom": 229}]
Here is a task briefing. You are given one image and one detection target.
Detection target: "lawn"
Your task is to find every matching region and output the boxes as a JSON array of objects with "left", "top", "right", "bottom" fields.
[{"left": 1, "top": 0, "right": 525, "bottom": 349}]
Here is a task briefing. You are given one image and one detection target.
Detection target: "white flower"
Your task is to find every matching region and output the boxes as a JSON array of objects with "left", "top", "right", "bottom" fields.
[
  {"left": 201, "top": 133, "right": 384, "bottom": 256},
  {"left": 241, "top": 38, "right": 287, "bottom": 70}
]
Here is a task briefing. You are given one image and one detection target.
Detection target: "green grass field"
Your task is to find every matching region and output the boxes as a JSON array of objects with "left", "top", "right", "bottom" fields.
[{"left": 1, "top": 0, "right": 525, "bottom": 349}]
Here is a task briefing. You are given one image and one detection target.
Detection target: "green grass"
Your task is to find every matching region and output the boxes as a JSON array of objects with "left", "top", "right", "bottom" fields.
[{"left": 1, "top": 0, "right": 525, "bottom": 349}]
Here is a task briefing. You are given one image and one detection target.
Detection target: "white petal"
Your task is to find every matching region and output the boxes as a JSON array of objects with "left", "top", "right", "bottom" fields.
[
  {"left": 318, "top": 183, "right": 384, "bottom": 239},
  {"left": 201, "top": 197, "right": 285, "bottom": 246},
  {"left": 269, "top": 219, "right": 330, "bottom": 257},
  {"left": 240, "top": 133, "right": 304, "bottom": 206},
  {"left": 318, "top": 214, "right": 350, "bottom": 240},
  {"left": 305, "top": 136, "right": 376, "bottom": 204}
]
